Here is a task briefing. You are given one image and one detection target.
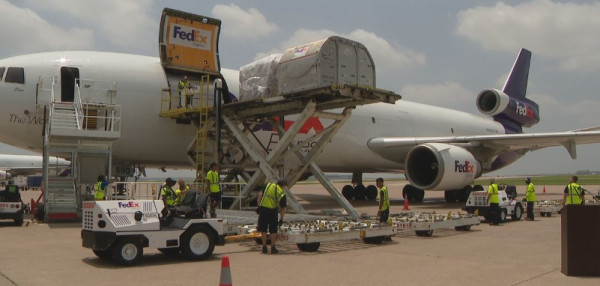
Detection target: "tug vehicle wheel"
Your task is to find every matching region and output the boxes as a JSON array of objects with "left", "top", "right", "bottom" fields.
[
  {"left": 112, "top": 238, "right": 143, "bottom": 266},
  {"left": 181, "top": 225, "right": 215, "bottom": 260}
]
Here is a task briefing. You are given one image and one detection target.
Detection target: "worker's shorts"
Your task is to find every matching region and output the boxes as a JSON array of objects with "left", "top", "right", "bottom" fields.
[
  {"left": 209, "top": 192, "right": 222, "bottom": 201},
  {"left": 257, "top": 207, "right": 278, "bottom": 234}
]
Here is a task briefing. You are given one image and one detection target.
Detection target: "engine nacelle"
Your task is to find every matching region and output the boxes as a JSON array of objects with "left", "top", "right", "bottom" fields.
[
  {"left": 405, "top": 143, "right": 481, "bottom": 190},
  {"left": 476, "top": 89, "right": 539, "bottom": 128}
]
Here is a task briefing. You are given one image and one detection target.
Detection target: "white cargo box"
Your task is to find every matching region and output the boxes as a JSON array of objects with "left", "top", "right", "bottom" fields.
[{"left": 278, "top": 36, "right": 375, "bottom": 95}]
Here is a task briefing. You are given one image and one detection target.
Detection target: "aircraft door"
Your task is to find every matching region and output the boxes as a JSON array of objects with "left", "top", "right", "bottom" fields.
[{"left": 60, "top": 67, "right": 79, "bottom": 102}]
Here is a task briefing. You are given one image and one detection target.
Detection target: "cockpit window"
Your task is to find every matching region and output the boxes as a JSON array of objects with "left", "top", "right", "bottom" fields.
[
  {"left": 5, "top": 67, "right": 24, "bottom": 84},
  {"left": 0, "top": 67, "right": 5, "bottom": 80}
]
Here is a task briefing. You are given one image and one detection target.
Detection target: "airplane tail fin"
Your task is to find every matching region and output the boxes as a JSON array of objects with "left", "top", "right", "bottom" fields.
[
  {"left": 502, "top": 49, "right": 531, "bottom": 99},
  {"left": 476, "top": 48, "right": 540, "bottom": 134}
]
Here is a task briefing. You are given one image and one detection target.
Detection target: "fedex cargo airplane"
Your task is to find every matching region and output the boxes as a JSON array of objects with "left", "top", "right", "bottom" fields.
[{"left": 0, "top": 49, "right": 599, "bottom": 202}]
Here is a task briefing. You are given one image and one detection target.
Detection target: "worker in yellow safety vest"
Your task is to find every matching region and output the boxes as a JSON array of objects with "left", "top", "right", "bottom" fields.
[
  {"left": 178, "top": 76, "right": 191, "bottom": 108},
  {"left": 174, "top": 178, "right": 190, "bottom": 206},
  {"left": 525, "top": 177, "right": 536, "bottom": 221},
  {"left": 257, "top": 179, "right": 287, "bottom": 254},
  {"left": 161, "top": 178, "right": 177, "bottom": 208},
  {"left": 206, "top": 163, "right": 221, "bottom": 218},
  {"left": 94, "top": 175, "right": 110, "bottom": 200},
  {"left": 563, "top": 176, "right": 585, "bottom": 206},
  {"left": 376, "top": 178, "right": 390, "bottom": 224},
  {"left": 487, "top": 178, "right": 501, "bottom": 225}
]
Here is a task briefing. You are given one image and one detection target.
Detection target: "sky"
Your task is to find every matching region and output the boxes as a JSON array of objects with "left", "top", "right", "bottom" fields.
[{"left": 0, "top": 0, "right": 599, "bottom": 177}]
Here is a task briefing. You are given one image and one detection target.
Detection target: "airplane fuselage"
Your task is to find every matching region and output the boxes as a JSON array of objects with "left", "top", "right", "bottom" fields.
[{"left": 0, "top": 52, "right": 505, "bottom": 173}]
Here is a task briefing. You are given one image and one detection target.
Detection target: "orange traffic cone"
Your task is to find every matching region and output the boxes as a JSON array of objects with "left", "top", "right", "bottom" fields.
[
  {"left": 403, "top": 196, "right": 410, "bottom": 210},
  {"left": 219, "top": 255, "right": 232, "bottom": 286},
  {"left": 543, "top": 186, "right": 546, "bottom": 193}
]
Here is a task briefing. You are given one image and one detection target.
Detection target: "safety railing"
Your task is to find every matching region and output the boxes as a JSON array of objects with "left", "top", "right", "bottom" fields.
[{"left": 159, "top": 78, "right": 215, "bottom": 117}]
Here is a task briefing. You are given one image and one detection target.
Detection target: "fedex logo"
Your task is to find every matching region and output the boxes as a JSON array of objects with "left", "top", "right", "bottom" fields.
[
  {"left": 170, "top": 24, "right": 211, "bottom": 50},
  {"left": 515, "top": 102, "right": 534, "bottom": 118},
  {"left": 118, "top": 201, "right": 140, "bottom": 208},
  {"left": 253, "top": 117, "right": 325, "bottom": 134},
  {"left": 454, "top": 160, "right": 474, "bottom": 173}
]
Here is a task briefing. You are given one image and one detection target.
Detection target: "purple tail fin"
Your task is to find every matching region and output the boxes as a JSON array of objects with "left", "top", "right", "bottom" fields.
[{"left": 502, "top": 49, "right": 531, "bottom": 99}]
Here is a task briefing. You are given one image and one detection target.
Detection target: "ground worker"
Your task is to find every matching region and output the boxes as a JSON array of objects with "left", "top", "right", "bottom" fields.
[
  {"left": 94, "top": 175, "right": 110, "bottom": 200},
  {"left": 178, "top": 76, "right": 191, "bottom": 108},
  {"left": 376, "top": 178, "right": 390, "bottom": 224},
  {"left": 206, "top": 163, "right": 221, "bottom": 218},
  {"left": 563, "top": 176, "right": 585, "bottom": 206},
  {"left": 257, "top": 179, "right": 287, "bottom": 254},
  {"left": 525, "top": 177, "right": 536, "bottom": 221},
  {"left": 161, "top": 178, "right": 177, "bottom": 208},
  {"left": 487, "top": 178, "right": 500, "bottom": 225},
  {"left": 174, "top": 178, "right": 190, "bottom": 206}
]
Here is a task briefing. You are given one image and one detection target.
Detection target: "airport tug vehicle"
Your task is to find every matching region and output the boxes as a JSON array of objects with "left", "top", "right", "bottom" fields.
[
  {"left": 81, "top": 199, "right": 225, "bottom": 265},
  {"left": 0, "top": 185, "right": 25, "bottom": 226},
  {"left": 463, "top": 185, "right": 524, "bottom": 222}
]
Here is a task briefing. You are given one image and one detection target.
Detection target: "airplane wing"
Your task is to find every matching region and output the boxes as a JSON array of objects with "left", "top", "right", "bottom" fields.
[{"left": 367, "top": 128, "right": 600, "bottom": 160}]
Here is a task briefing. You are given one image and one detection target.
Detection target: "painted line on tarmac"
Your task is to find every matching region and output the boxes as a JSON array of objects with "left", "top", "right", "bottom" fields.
[
  {"left": 0, "top": 270, "right": 17, "bottom": 286},
  {"left": 510, "top": 268, "right": 559, "bottom": 286}
]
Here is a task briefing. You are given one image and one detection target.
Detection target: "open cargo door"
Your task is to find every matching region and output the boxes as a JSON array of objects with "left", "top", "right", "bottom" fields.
[{"left": 159, "top": 8, "right": 221, "bottom": 74}]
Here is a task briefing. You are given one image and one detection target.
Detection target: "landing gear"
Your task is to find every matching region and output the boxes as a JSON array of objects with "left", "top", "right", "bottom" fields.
[
  {"left": 403, "top": 185, "right": 424, "bottom": 202},
  {"left": 444, "top": 190, "right": 457, "bottom": 203},
  {"left": 365, "top": 185, "right": 378, "bottom": 200},
  {"left": 342, "top": 185, "right": 354, "bottom": 200},
  {"left": 445, "top": 186, "right": 473, "bottom": 203}
]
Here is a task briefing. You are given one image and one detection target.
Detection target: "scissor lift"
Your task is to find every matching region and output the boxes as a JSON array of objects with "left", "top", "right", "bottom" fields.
[{"left": 220, "top": 84, "right": 399, "bottom": 219}]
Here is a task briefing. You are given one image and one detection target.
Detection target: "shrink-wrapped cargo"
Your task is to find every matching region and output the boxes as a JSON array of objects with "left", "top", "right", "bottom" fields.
[
  {"left": 238, "top": 53, "right": 282, "bottom": 101},
  {"left": 278, "top": 36, "right": 375, "bottom": 95}
]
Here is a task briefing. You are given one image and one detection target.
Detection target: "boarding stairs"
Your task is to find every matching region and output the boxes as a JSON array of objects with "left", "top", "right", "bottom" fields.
[
  {"left": 37, "top": 75, "right": 122, "bottom": 221},
  {"left": 44, "top": 176, "right": 78, "bottom": 220}
]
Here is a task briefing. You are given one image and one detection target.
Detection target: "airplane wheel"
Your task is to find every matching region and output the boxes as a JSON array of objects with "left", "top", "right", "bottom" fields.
[
  {"left": 354, "top": 184, "right": 366, "bottom": 200},
  {"left": 415, "top": 188, "right": 425, "bottom": 202},
  {"left": 297, "top": 242, "right": 320, "bottom": 252},
  {"left": 473, "top": 185, "right": 484, "bottom": 191},
  {"left": 403, "top": 185, "right": 416, "bottom": 202},
  {"left": 342, "top": 185, "right": 354, "bottom": 200},
  {"left": 457, "top": 186, "right": 472, "bottom": 203},
  {"left": 365, "top": 185, "right": 378, "bottom": 200},
  {"left": 546, "top": 212, "right": 552, "bottom": 217},
  {"left": 444, "top": 190, "right": 457, "bottom": 203},
  {"left": 111, "top": 238, "right": 143, "bottom": 266}
]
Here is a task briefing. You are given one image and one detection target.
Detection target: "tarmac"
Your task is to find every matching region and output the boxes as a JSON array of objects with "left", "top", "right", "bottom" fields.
[{"left": 1, "top": 181, "right": 599, "bottom": 286}]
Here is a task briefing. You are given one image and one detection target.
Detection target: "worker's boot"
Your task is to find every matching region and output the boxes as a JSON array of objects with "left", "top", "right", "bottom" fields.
[
  {"left": 271, "top": 246, "right": 279, "bottom": 254},
  {"left": 262, "top": 246, "right": 268, "bottom": 254}
]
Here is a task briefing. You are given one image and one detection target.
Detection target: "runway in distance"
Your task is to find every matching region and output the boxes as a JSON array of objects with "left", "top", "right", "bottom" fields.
[{"left": 0, "top": 46, "right": 599, "bottom": 202}]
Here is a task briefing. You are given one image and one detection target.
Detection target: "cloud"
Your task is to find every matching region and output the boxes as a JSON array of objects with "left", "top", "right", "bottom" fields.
[
  {"left": 528, "top": 93, "right": 600, "bottom": 132},
  {"left": 255, "top": 28, "right": 425, "bottom": 72},
  {"left": 400, "top": 81, "right": 477, "bottom": 113},
  {"left": 0, "top": 0, "right": 93, "bottom": 56},
  {"left": 212, "top": 4, "right": 278, "bottom": 39},
  {"left": 23, "top": 0, "right": 155, "bottom": 51},
  {"left": 456, "top": 0, "right": 600, "bottom": 72}
]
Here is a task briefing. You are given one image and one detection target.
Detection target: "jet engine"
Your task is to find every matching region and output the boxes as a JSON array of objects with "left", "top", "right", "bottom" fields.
[
  {"left": 405, "top": 143, "right": 481, "bottom": 190},
  {"left": 476, "top": 89, "right": 539, "bottom": 128}
]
